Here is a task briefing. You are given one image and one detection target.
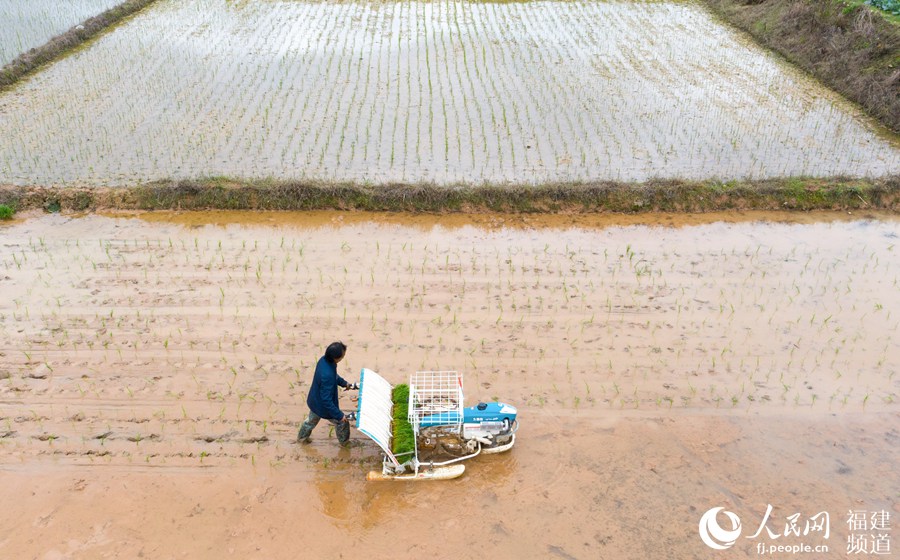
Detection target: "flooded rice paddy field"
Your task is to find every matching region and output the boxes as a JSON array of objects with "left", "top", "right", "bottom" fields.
[
  {"left": 0, "top": 0, "right": 898, "bottom": 186},
  {"left": 0, "top": 212, "right": 898, "bottom": 558},
  {"left": 0, "top": 0, "right": 123, "bottom": 66}
]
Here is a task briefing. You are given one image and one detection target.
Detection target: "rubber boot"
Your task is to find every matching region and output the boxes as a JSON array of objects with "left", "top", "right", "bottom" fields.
[
  {"left": 297, "top": 413, "right": 319, "bottom": 443},
  {"left": 336, "top": 420, "right": 350, "bottom": 446}
]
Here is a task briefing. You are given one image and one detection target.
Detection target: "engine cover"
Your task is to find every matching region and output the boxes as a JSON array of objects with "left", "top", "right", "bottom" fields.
[{"left": 461, "top": 402, "right": 516, "bottom": 439}]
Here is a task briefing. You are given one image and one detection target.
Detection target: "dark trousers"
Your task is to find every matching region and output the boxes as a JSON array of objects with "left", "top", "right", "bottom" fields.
[{"left": 298, "top": 411, "right": 349, "bottom": 444}]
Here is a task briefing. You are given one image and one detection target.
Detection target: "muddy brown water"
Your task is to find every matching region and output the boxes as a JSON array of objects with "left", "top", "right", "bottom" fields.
[{"left": 0, "top": 211, "right": 898, "bottom": 559}]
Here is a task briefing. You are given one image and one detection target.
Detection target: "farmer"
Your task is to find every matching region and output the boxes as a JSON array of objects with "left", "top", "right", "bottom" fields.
[{"left": 297, "top": 341, "right": 357, "bottom": 446}]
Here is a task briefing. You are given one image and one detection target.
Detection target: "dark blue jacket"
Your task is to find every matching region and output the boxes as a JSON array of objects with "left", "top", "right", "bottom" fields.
[{"left": 306, "top": 356, "right": 349, "bottom": 420}]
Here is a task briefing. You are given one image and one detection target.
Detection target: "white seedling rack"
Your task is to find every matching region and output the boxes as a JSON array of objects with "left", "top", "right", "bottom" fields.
[
  {"left": 355, "top": 368, "right": 401, "bottom": 468},
  {"left": 408, "top": 370, "right": 464, "bottom": 433}
]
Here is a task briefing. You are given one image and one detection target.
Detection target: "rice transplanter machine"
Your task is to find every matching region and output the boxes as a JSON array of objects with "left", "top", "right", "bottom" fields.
[{"left": 353, "top": 369, "right": 518, "bottom": 480}]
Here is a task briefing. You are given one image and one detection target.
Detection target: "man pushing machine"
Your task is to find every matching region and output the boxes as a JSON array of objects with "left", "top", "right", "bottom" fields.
[{"left": 297, "top": 341, "right": 358, "bottom": 446}]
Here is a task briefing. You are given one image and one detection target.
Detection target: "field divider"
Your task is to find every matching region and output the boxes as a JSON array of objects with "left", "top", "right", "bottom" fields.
[{"left": 0, "top": 177, "right": 897, "bottom": 214}]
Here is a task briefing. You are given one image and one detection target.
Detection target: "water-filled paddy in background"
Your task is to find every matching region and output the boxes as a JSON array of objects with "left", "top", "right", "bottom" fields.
[{"left": 0, "top": 0, "right": 897, "bottom": 185}]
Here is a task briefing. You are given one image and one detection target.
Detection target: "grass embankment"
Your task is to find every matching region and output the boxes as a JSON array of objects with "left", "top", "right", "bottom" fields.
[
  {"left": 702, "top": 0, "right": 900, "bottom": 133},
  {"left": 0, "top": 177, "right": 897, "bottom": 214},
  {"left": 391, "top": 385, "right": 415, "bottom": 458},
  {"left": 0, "top": 0, "right": 160, "bottom": 90}
]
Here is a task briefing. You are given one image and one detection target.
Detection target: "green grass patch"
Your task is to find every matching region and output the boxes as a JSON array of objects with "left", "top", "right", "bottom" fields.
[
  {"left": 0, "top": 204, "right": 13, "bottom": 220},
  {"left": 391, "top": 384, "right": 415, "bottom": 458}
]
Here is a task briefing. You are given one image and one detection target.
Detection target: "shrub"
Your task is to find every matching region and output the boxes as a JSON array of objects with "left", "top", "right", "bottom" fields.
[
  {"left": 0, "top": 205, "right": 13, "bottom": 220},
  {"left": 867, "top": 0, "right": 900, "bottom": 16}
]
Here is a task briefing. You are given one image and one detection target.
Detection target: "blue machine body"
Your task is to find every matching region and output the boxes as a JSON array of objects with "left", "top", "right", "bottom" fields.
[{"left": 418, "top": 402, "right": 517, "bottom": 428}]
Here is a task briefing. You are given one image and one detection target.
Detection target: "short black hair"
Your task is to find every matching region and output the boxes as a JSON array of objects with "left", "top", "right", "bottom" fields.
[{"left": 325, "top": 341, "right": 347, "bottom": 363}]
